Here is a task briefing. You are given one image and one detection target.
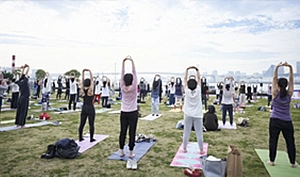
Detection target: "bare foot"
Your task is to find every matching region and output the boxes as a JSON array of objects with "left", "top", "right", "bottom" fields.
[
  {"left": 21, "top": 126, "right": 27, "bottom": 128},
  {"left": 183, "top": 148, "right": 187, "bottom": 153},
  {"left": 120, "top": 150, "right": 125, "bottom": 157},
  {"left": 200, "top": 150, "right": 205, "bottom": 154},
  {"left": 267, "top": 161, "right": 275, "bottom": 166}
]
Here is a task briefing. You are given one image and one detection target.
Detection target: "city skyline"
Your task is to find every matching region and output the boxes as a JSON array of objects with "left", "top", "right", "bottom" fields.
[{"left": 0, "top": 1, "right": 300, "bottom": 75}]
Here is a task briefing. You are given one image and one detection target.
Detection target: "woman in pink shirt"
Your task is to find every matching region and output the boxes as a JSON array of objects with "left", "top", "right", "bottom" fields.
[{"left": 119, "top": 56, "right": 138, "bottom": 159}]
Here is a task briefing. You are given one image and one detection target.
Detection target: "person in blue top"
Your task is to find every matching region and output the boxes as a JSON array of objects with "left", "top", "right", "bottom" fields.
[
  {"left": 151, "top": 74, "right": 161, "bottom": 116},
  {"left": 174, "top": 77, "right": 184, "bottom": 110},
  {"left": 15, "top": 64, "right": 30, "bottom": 128},
  {"left": 268, "top": 62, "right": 297, "bottom": 168}
]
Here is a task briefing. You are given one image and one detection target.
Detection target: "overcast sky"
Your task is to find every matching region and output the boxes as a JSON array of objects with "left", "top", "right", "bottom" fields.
[{"left": 0, "top": 0, "right": 299, "bottom": 75}]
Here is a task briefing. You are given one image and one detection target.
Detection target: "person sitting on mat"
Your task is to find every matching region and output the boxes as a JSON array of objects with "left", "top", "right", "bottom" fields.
[
  {"left": 268, "top": 62, "right": 297, "bottom": 168},
  {"left": 182, "top": 66, "right": 204, "bottom": 154},
  {"left": 78, "top": 69, "right": 96, "bottom": 142},
  {"left": 203, "top": 105, "right": 219, "bottom": 131},
  {"left": 221, "top": 76, "right": 235, "bottom": 126},
  {"left": 119, "top": 56, "right": 138, "bottom": 159},
  {"left": 15, "top": 64, "right": 30, "bottom": 128},
  {"left": 151, "top": 74, "right": 161, "bottom": 116}
]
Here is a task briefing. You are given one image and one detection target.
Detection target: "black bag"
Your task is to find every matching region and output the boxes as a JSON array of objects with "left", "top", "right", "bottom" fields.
[{"left": 54, "top": 138, "right": 80, "bottom": 159}]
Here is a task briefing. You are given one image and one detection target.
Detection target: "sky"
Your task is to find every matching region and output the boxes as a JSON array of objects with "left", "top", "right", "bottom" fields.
[{"left": 0, "top": 0, "right": 300, "bottom": 75}]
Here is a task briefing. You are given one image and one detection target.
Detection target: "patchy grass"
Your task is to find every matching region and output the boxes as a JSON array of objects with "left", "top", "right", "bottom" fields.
[{"left": 0, "top": 94, "right": 299, "bottom": 177}]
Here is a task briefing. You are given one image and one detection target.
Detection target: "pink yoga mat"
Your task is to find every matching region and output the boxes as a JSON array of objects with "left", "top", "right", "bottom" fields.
[
  {"left": 75, "top": 134, "right": 109, "bottom": 153},
  {"left": 170, "top": 142, "right": 208, "bottom": 169}
]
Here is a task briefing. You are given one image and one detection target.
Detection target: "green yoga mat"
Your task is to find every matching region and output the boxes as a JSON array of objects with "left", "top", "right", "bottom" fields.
[{"left": 255, "top": 149, "right": 299, "bottom": 177}]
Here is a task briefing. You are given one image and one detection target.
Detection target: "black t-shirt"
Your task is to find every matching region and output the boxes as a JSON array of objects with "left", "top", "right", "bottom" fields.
[{"left": 18, "top": 77, "right": 30, "bottom": 97}]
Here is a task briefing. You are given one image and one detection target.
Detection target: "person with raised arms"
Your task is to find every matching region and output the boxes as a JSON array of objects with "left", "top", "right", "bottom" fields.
[
  {"left": 10, "top": 76, "right": 19, "bottom": 109},
  {"left": 56, "top": 75, "right": 63, "bottom": 100},
  {"left": 182, "top": 66, "right": 205, "bottom": 154},
  {"left": 101, "top": 76, "right": 111, "bottom": 108},
  {"left": 169, "top": 77, "right": 175, "bottom": 106},
  {"left": 78, "top": 69, "right": 96, "bottom": 142},
  {"left": 221, "top": 76, "right": 235, "bottom": 126},
  {"left": 174, "top": 77, "right": 184, "bottom": 110},
  {"left": 41, "top": 72, "right": 52, "bottom": 111},
  {"left": 15, "top": 64, "right": 30, "bottom": 128},
  {"left": 119, "top": 56, "right": 138, "bottom": 159},
  {"left": 239, "top": 81, "right": 246, "bottom": 106},
  {"left": 0, "top": 77, "right": 8, "bottom": 113},
  {"left": 139, "top": 77, "right": 147, "bottom": 102},
  {"left": 68, "top": 72, "right": 78, "bottom": 111},
  {"left": 151, "top": 74, "right": 161, "bottom": 116},
  {"left": 268, "top": 62, "right": 297, "bottom": 168}
]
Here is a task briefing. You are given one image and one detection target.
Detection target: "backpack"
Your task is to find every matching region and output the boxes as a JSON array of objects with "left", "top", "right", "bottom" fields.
[
  {"left": 39, "top": 112, "right": 51, "bottom": 120},
  {"left": 54, "top": 138, "right": 80, "bottom": 159}
]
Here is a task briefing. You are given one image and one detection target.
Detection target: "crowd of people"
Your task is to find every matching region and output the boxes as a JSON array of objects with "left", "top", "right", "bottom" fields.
[{"left": 0, "top": 59, "right": 297, "bottom": 168}]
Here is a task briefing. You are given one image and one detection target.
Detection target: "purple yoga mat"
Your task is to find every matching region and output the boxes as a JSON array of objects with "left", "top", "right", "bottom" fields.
[{"left": 75, "top": 134, "right": 109, "bottom": 153}]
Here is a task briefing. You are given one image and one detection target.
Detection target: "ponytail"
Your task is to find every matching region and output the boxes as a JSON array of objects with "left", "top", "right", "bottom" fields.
[{"left": 279, "top": 87, "right": 287, "bottom": 98}]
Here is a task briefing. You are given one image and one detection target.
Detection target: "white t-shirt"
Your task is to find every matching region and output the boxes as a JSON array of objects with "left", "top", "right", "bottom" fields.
[
  {"left": 183, "top": 85, "right": 203, "bottom": 118},
  {"left": 221, "top": 88, "right": 234, "bottom": 105},
  {"left": 42, "top": 77, "right": 52, "bottom": 94},
  {"left": 169, "top": 84, "right": 175, "bottom": 94},
  {"left": 94, "top": 84, "right": 101, "bottom": 95},
  {"left": 10, "top": 82, "right": 19, "bottom": 93},
  {"left": 101, "top": 86, "right": 110, "bottom": 97},
  {"left": 70, "top": 81, "right": 77, "bottom": 94}
]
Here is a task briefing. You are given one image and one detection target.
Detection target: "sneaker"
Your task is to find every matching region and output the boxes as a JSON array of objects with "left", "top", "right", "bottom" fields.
[
  {"left": 156, "top": 114, "right": 159, "bottom": 116},
  {"left": 126, "top": 159, "right": 132, "bottom": 169},
  {"left": 131, "top": 160, "right": 138, "bottom": 170}
]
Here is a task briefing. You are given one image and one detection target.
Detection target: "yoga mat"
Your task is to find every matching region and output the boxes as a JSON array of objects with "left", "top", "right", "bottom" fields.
[
  {"left": 57, "top": 100, "right": 67, "bottom": 102},
  {"left": 255, "top": 149, "right": 300, "bottom": 177},
  {"left": 53, "top": 109, "right": 81, "bottom": 114},
  {"left": 108, "top": 110, "right": 121, "bottom": 114},
  {"left": 75, "top": 134, "right": 109, "bottom": 153},
  {"left": 0, "top": 120, "right": 61, "bottom": 132},
  {"left": 170, "top": 142, "right": 208, "bottom": 169},
  {"left": 167, "top": 105, "right": 174, "bottom": 108},
  {"left": 1, "top": 108, "right": 15, "bottom": 112},
  {"left": 218, "top": 121, "right": 237, "bottom": 129},
  {"left": 0, "top": 119, "right": 15, "bottom": 124},
  {"left": 108, "top": 141, "right": 157, "bottom": 162},
  {"left": 95, "top": 108, "right": 112, "bottom": 114},
  {"left": 140, "top": 114, "right": 162, "bottom": 121},
  {"left": 31, "top": 107, "right": 57, "bottom": 112},
  {"left": 33, "top": 103, "right": 55, "bottom": 106},
  {"left": 168, "top": 109, "right": 182, "bottom": 113}
]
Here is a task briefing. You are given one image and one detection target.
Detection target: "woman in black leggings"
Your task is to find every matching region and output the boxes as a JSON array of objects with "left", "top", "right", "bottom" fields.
[{"left": 78, "top": 69, "right": 96, "bottom": 142}]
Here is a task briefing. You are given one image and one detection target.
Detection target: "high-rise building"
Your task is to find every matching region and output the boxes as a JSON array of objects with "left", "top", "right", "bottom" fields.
[
  {"left": 297, "top": 61, "right": 300, "bottom": 74},
  {"left": 263, "top": 65, "right": 284, "bottom": 77}
]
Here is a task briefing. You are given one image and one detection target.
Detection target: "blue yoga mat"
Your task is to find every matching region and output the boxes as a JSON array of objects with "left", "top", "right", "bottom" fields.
[{"left": 107, "top": 141, "right": 157, "bottom": 162}]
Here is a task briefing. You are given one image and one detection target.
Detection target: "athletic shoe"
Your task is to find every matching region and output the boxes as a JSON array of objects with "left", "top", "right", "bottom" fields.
[
  {"left": 126, "top": 159, "right": 132, "bottom": 169},
  {"left": 131, "top": 160, "right": 138, "bottom": 170}
]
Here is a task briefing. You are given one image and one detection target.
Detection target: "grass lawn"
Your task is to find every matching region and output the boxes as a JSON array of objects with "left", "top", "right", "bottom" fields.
[{"left": 0, "top": 94, "right": 299, "bottom": 177}]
